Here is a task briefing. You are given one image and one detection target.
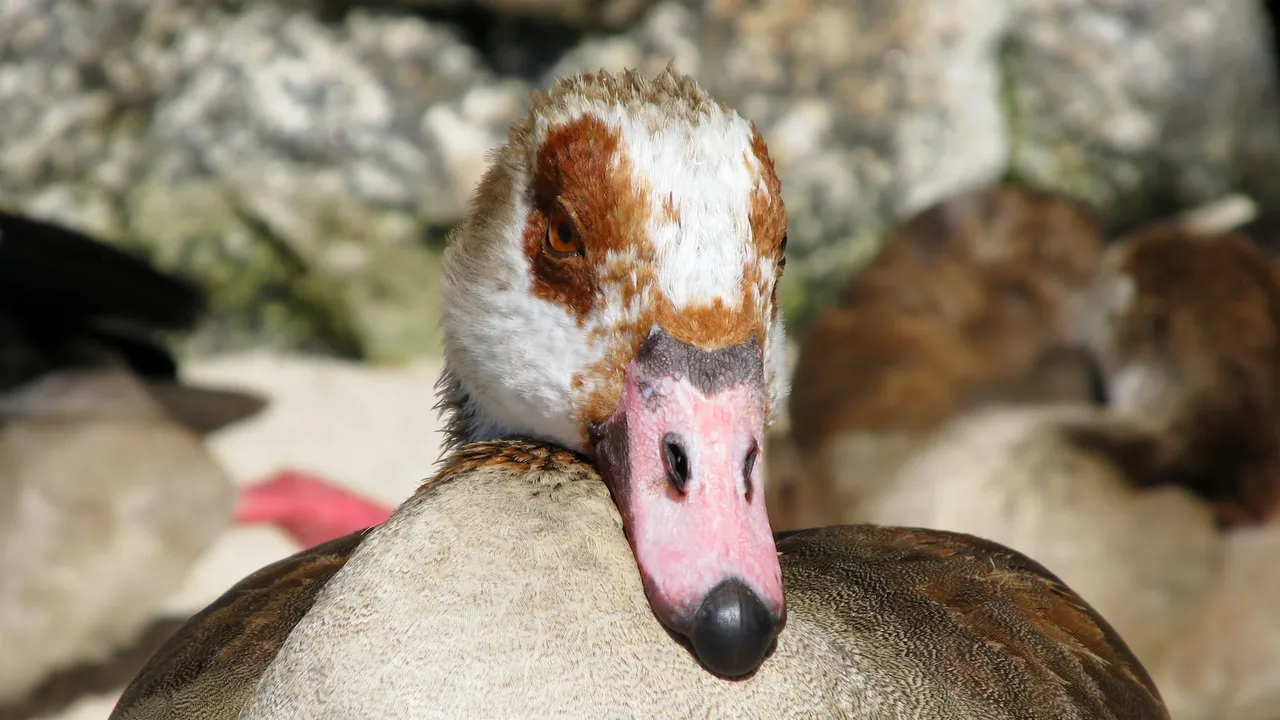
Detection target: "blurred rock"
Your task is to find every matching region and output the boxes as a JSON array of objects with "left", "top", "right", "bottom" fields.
[
  {"left": 1004, "top": 0, "right": 1280, "bottom": 227},
  {"left": 0, "top": 0, "right": 530, "bottom": 361},
  {"left": 3, "top": 0, "right": 1280, "bottom": 351}
]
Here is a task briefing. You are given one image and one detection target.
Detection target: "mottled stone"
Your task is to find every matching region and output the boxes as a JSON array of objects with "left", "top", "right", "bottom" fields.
[
  {"left": 1004, "top": 0, "right": 1280, "bottom": 224},
  {"left": 0, "top": 0, "right": 530, "bottom": 361}
]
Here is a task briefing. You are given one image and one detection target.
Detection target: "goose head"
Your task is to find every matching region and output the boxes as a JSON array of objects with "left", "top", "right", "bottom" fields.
[{"left": 436, "top": 67, "right": 789, "bottom": 677}]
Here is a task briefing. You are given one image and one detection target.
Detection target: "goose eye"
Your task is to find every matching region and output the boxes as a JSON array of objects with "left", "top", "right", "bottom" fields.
[{"left": 546, "top": 205, "right": 584, "bottom": 258}]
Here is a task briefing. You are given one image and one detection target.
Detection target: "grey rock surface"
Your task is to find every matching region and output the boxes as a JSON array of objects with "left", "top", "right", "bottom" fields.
[
  {"left": 0, "top": 0, "right": 530, "bottom": 361},
  {"left": 1004, "top": 0, "right": 1280, "bottom": 224},
  {"left": 2, "top": 0, "right": 1278, "bottom": 351}
]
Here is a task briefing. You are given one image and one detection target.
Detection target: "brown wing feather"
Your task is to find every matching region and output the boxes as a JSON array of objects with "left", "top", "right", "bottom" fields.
[
  {"left": 109, "top": 530, "right": 369, "bottom": 720},
  {"left": 778, "top": 524, "right": 1169, "bottom": 720}
]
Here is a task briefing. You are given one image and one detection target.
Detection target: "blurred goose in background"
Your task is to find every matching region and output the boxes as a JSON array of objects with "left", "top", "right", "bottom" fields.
[
  {"left": 766, "top": 183, "right": 1109, "bottom": 531},
  {"left": 0, "top": 210, "right": 395, "bottom": 712},
  {"left": 0, "top": 209, "right": 263, "bottom": 707}
]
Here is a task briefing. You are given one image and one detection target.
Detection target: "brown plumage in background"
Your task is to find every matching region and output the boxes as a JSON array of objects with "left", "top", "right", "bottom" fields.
[
  {"left": 804, "top": 182, "right": 1106, "bottom": 439},
  {"left": 769, "top": 184, "right": 1107, "bottom": 531},
  {"left": 1076, "top": 222, "right": 1280, "bottom": 719},
  {"left": 1078, "top": 222, "right": 1280, "bottom": 526}
]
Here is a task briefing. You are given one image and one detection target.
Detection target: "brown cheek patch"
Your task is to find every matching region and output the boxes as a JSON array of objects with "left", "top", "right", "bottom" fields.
[
  {"left": 748, "top": 125, "right": 786, "bottom": 324},
  {"left": 747, "top": 125, "right": 786, "bottom": 263},
  {"left": 522, "top": 114, "right": 651, "bottom": 326}
]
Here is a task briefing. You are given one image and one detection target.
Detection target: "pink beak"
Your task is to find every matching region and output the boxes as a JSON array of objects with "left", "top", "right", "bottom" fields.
[{"left": 591, "top": 329, "right": 785, "bottom": 678}]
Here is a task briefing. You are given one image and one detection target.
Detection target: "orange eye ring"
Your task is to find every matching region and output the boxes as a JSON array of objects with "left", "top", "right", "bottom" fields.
[{"left": 546, "top": 204, "right": 584, "bottom": 258}]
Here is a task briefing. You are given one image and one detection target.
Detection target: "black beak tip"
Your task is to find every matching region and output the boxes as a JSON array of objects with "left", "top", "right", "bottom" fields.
[{"left": 687, "top": 578, "right": 781, "bottom": 679}]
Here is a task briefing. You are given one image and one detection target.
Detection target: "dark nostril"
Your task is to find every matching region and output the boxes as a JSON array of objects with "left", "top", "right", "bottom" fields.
[
  {"left": 690, "top": 578, "right": 780, "bottom": 678},
  {"left": 742, "top": 440, "right": 759, "bottom": 502},
  {"left": 662, "top": 431, "right": 690, "bottom": 493}
]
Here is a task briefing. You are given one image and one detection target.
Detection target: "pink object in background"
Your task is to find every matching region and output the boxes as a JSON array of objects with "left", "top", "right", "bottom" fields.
[{"left": 235, "top": 469, "right": 394, "bottom": 548}]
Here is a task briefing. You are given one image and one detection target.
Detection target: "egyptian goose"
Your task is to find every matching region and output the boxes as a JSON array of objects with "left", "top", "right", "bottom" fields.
[
  {"left": 110, "top": 68, "right": 1167, "bottom": 719},
  {"left": 768, "top": 184, "right": 1108, "bottom": 530},
  {"left": 795, "top": 221, "right": 1280, "bottom": 718},
  {"left": 0, "top": 210, "right": 266, "bottom": 706}
]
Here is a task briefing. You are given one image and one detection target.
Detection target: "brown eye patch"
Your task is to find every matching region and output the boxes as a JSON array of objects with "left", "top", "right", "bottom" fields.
[{"left": 522, "top": 114, "right": 644, "bottom": 326}]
